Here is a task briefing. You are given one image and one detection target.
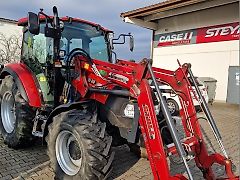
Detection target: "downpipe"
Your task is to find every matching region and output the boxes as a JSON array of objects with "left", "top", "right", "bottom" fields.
[{"left": 147, "top": 62, "right": 194, "bottom": 180}]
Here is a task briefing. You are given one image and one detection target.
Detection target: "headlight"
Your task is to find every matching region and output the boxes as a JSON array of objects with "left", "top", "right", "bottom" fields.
[
  {"left": 124, "top": 104, "right": 160, "bottom": 119},
  {"left": 123, "top": 104, "right": 135, "bottom": 118}
]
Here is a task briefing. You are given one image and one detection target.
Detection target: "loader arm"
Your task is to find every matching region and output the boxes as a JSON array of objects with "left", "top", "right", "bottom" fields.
[{"left": 71, "top": 56, "right": 238, "bottom": 180}]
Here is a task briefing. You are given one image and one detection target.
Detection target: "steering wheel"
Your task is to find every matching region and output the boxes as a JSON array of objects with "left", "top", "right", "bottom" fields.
[
  {"left": 65, "top": 48, "right": 103, "bottom": 82},
  {"left": 63, "top": 48, "right": 92, "bottom": 83},
  {"left": 66, "top": 48, "right": 93, "bottom": 67}
]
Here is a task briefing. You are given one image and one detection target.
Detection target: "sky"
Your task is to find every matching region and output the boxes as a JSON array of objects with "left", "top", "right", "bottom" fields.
[{"left": 0, "top": 0, "right": 162, "bottom": 61}]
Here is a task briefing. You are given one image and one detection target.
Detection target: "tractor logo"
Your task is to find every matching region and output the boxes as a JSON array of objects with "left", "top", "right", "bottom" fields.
[
  {"left": 108, "top": 72, "right": 129, "bottom": 84},
  {"left": 142, "top": 104, "right": 155, "bottom": 140}
]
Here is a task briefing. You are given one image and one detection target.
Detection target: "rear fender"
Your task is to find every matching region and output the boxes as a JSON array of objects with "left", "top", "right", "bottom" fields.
[{"left": 0, "top": 63, "right": 42, "bottom": 107}]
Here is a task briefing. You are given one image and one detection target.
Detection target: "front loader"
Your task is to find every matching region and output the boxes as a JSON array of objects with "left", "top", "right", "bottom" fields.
[{"left": 0, "top": 6, "right": 238, "bottom": 180}]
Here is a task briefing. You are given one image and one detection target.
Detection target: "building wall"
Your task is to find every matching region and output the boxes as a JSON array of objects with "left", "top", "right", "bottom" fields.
[
  {"left": 0, "top": 21, "right": 22, "bottom": 37},
  {"left": 152, "top": 3, "right": 239, "bottom": 101},
  {"left": 0, "top": 20, "right": 22, "bottom": 63}
]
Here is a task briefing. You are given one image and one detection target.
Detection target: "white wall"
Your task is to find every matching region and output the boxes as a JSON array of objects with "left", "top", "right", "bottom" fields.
[
  {"left": 0, "top": 21, "right": 22, "bottom": 63},
  {"left": 152, "top": 2, "right": 239, "bottom": 101},
  {"left": 0, "top": 21, "right": 22, "bottom": 37},
  {"left": 152, "top": 40, "right": 239, "bottom": 101}
]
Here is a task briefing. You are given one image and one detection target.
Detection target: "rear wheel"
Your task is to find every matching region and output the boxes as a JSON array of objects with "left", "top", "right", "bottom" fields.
[
  {"left": 46, "top": 107, "right": 114, "bottom": 180},
  {"left": 0, "top": 75, "right": 36, "bottom": 149}
]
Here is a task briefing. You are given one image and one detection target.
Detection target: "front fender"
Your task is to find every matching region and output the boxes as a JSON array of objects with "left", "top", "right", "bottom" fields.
[
  {"left": 0, "top": 63, "right": 42, "bottom": 107},
  {"left": 43, "top": 101, "right": 91, "bottom": 138}
]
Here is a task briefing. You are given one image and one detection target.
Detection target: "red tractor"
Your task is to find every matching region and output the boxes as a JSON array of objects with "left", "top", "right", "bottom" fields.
[{"left": 0, "top": 7, "right": 238, "bottom": 180}]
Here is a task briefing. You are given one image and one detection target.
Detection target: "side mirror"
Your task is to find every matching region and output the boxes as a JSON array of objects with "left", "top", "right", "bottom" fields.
[
  {"left": 112, "top": 33, "right": 134, "bottom": 52},
  {"left": 28, "top": 12, "right": 40, "bottom": 35},
  {"left": 129, "top": 35, "right": 134, "bottom": 52}
]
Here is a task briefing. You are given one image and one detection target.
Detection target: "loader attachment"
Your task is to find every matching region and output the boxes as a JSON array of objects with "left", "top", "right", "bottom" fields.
[
  {"left": 187, "top": 63, "right": 228, "bottom": 158},
  {"left": 13, "top": 6, "right": 238, "bottom": 180},
  {"left": 135, "top": 59, "right": 238, "bottom": 180}
]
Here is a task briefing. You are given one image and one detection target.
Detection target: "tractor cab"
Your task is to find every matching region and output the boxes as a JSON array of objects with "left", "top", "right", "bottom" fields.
[
  {"left": 19, "top": 16, "right": 112, "bottom": 65},
  {"left": 18, "top": 14, "right": 134, "bottom": 68},
  {"left": 18, "top": 12, "right": 133, "bottom": 106},
  {"left": 18, "top": 14, "right": 110, "bottom": 106}
]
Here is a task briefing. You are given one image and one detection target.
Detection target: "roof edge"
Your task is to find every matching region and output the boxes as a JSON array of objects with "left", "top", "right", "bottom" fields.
[
  {"left": 120, "top": 0, "right": 207, "bottom": 18},
  {"left": 18, "top": 16, "right": 112, "bottom": 32},
  {"left": 0, "top": 17, "right": 18, "bottom": 24}
]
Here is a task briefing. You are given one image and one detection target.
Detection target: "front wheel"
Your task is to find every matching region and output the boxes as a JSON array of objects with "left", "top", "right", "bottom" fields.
[{"left": 46, "top": 107, "right": 114, "bottom": 180}]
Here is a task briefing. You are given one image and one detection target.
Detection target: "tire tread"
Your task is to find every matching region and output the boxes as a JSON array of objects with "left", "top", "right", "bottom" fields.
[{"left": 46, "top": 107, "right": 114, "bottom": 180}]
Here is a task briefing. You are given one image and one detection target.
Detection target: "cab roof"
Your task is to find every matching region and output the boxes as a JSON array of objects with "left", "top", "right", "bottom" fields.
[{"left": 18, "top": 16, "right": 113, "bottom": 32}]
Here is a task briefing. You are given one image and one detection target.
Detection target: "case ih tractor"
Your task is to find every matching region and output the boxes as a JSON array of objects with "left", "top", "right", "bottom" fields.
[{"left": 0, "top": 7, "right": 238, "bottom": 180}]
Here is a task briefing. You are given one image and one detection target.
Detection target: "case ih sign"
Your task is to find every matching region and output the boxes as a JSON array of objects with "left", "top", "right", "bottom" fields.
[{"left": 154, "top": 22, "right": 239, "bottom": 47}]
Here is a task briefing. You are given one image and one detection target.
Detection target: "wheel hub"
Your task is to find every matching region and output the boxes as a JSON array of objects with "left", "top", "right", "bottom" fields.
[
  {"left": 56, "top": 130, "right": 82, "bottom": 176},
  {"left": 1, "top": 91, "right": 16, "bottom": 133},
  {"left": 68, "top": 140, "right": 81, "bottom": 160}
]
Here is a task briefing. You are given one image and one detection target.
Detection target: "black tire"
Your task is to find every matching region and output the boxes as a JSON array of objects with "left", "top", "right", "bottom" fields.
[
  {"left": 128, "top": 134, "right": 170, "bottom": 168},
  {"left": 0, "top": 75, "right": 36, "bottom": 149},
  {"left": 46, "top": 107, "right": 114, "bottom": 180},
  {"left": 166, "top": 99, "right": 179, "bottom": 116},
  {"left": 129, "top": 116, "right": 174, "bottom": 158},
  {"left": 128, "top": 134, "right": 148, "bottom": 158}
]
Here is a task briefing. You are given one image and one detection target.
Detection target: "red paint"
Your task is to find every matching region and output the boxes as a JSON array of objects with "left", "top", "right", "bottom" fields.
[
  {"left": 5, "top": 63, "right": 41, "bottom": 107},
  {"left": 138, "top": 79, "right": 170, "bottom": 179}
]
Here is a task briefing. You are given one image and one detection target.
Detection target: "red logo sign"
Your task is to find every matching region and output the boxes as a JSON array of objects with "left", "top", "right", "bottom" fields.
[
  {"left": 156, "top": 30, "right": 196, "bottom": 47},
  {"left": 154, "top": 22, "right": 239, "bottom": 47},
  {"left": 196, "top": 22, "right": 239, "bottom": 43},
  {"left": 142, "top": 104, "right": 155, "bottom": 140}
]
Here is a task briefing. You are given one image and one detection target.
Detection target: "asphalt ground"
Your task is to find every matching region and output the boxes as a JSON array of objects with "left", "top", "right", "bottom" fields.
[{"left": 0, "top": 102, "right": 239, "bottom": 180}]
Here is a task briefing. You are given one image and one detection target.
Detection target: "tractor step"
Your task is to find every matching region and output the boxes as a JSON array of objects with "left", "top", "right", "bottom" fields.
[{"left": 32, "top": 115, "right": 47, "bottom": 137}]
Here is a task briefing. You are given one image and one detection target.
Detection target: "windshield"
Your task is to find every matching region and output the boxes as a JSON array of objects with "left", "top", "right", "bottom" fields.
[
  {"left": 60, "top": 22, "right": 109, "bottom": 62},
  {"left": 21, "top": 21, "right": 110, "bottom": 74}
]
